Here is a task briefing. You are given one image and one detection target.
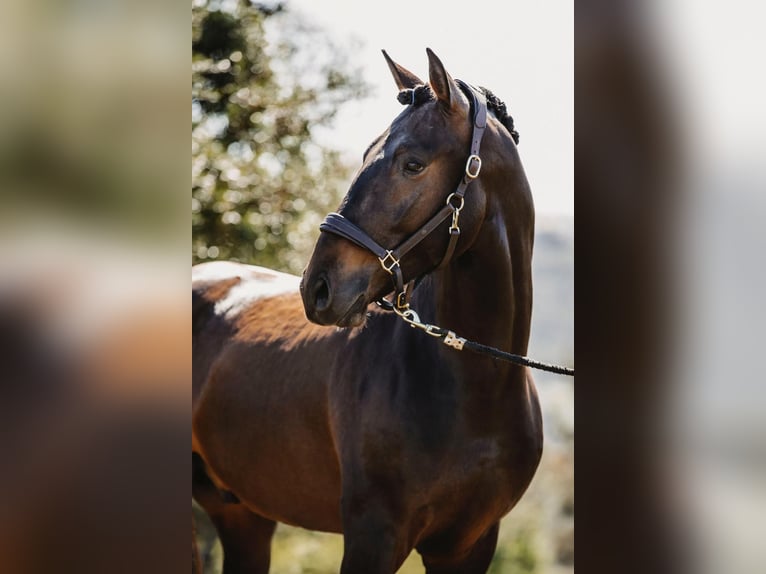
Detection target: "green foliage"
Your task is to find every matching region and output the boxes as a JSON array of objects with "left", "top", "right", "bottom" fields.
[
  {"left": 489, "top": 528, "right": 540, "bottom": 574},
  {"left": 192, "top": 0, "right": 366, "bottom": 273}
]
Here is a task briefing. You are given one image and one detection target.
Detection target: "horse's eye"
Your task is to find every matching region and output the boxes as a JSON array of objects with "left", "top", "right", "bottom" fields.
[{"left": 404, "top": 160, "right": 424, "bottom": 174}]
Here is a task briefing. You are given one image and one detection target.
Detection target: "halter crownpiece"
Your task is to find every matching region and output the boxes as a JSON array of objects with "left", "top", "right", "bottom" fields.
[{"left": 319, "top": 80, "right": 488, "bottom": 312}]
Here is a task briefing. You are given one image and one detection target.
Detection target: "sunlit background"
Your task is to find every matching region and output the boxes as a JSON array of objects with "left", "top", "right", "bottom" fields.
[{"left": 284, "top": 0, "right": 574, "bottom": 217}]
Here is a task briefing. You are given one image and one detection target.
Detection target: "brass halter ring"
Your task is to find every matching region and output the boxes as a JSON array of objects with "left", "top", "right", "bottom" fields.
[
  {"left": 465, "top": 154, "right": 482, "bottom": 179},
  {"left": 446, "top": 193, "right": 465, "bottom": 212}
]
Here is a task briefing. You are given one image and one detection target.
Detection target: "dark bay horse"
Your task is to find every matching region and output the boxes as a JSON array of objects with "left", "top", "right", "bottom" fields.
[{"left": 192, "top": 49, "right": 542, "bottom": 573}]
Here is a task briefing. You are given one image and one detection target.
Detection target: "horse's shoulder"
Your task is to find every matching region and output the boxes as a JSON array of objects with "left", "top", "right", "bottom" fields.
[{"left": 192, "top": 261, "right": 300, "bottom": 321}]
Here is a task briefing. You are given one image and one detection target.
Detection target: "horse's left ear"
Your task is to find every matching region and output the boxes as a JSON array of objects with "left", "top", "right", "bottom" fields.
[{"left": 426, "top": 48, "right": 469, "bottom": 116}]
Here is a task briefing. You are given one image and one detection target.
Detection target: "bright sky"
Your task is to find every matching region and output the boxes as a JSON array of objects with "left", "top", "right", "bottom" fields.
[{"left": 285, "top": 0, "right": 573, "bottom": 216}]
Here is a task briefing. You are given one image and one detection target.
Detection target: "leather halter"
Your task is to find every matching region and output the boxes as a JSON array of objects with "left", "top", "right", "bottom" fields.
[{"left": 319, "top": 80, "right": 488, "bottom": 311}]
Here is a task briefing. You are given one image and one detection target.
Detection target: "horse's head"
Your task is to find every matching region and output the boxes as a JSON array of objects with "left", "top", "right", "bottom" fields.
[{"left": 301, "top": 49, "right": 491, "bottom": 327}]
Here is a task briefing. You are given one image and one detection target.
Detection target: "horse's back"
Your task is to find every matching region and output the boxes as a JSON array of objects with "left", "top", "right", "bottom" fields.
[
  {"left": 192, "top": 261, "right": 302, "bottom": 400},
  {"left": 193, "top": 261, "right": 301, "bottom": 320},
  {"left": 192, "top": 261, "right": 344, "bottom": 530}
]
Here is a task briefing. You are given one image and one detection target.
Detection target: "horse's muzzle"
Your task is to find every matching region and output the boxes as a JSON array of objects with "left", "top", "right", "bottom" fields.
[{"left": 300, "top": 268, "right": 369, "bottom": 328}]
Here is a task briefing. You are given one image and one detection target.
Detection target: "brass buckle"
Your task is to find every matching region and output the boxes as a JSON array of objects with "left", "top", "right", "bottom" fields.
[
  {"left": 465, "top": 154, "right": 482, "bottom": 179},
  {"left": 393, "top": 307, "right": 443, "bottom": 338},
  {"left": 443, "top": 331, "right": 466, "bottom": 350},
  {"left": 378, "top": 251, "right": 400, "bottom": 274},
  {"left": 446, "top": 193, "right": 464, "bottom": 234},
  {"left": 395, "top": 291, "right": 408, "bottom": 310},
  {"left": 449, "top": 209, "right": 461, "bottom": 234}
]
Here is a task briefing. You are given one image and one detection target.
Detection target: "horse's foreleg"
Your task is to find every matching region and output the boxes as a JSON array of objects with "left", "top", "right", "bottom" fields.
[
  {"left": 419, "top": 522, "right": 500, "bottom": 574},
  {"left": 193, "top": 450, "right": 276, "bottom": 573},
  {"left": 207, "top": 505, "right": 276, "bottom": 574},
  {"left": 339, "top": 499, "right": 410, "bottom": 574},
  {"left": 192, "top": 511, "right": 202, "bottom": 574}
]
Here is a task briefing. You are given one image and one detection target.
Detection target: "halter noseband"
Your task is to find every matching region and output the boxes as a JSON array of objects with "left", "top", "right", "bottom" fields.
[{"left": 319, "top": 80, "right": 488, "bottom": 312}]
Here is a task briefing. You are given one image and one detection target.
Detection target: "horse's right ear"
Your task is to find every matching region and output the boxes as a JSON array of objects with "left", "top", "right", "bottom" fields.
[
  {"left": 426, "top": 48, "right": 469, "bottom": 116},
  {"left": 382, "top": 50, "right": 423, "bottom": 91}
]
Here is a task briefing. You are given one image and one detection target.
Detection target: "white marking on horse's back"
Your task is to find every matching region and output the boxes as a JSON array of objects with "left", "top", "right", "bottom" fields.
[{"left": 193, "top": 261, "right": 301, "bottom": 320}]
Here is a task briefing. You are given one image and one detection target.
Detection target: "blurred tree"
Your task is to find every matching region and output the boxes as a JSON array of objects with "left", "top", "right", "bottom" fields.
[
  {"left": 489, "top": 528, "right": 539, "bottom": 574},
  {"left": 192, "top": 0, "right": 366, "bottom": 273}
]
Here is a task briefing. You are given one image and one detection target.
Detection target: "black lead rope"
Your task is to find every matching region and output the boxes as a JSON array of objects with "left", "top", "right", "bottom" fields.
[
  {"left": 379, "top": 300, "right": 575, "bottom": 377},
  {"left": 454, "top": 337, "right": 575, "bottom": 377}
]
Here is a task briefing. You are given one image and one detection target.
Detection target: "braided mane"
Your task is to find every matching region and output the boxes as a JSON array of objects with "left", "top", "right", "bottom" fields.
[
  {"left": 396, "top": 83, "right": 520, "bottom": 145},
  {"left": 479, "top": 86, "right": 520, "bottom": 145}
]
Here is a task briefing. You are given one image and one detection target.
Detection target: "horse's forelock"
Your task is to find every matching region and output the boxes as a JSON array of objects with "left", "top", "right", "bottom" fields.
[
  {"left": 396, "top": 83, "right": 520, "bottom": 145},
  {"left": 396, "top": 84, "right": 434, "bottom": 106}
]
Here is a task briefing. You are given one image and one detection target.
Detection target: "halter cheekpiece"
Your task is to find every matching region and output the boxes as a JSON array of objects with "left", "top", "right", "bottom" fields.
[{"left": 319, "top": 80, "right": 488, "bottom": 312}]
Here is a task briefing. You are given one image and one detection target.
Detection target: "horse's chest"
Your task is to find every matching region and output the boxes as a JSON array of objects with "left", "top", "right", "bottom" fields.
[
  {"left": 432, "top": 439, "right": 515, "bottom": 502},
  {"left": 405, "top": 422, "right": 541, "bottom": 522}
]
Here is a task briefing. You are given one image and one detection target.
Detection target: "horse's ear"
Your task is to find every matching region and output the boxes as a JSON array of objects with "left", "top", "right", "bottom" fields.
[
  {"left": 382, "top": 50, "right": 423, "bottom": 90},
  {"left": 426, "top": 48, "right": 469, "bottom": 115}
]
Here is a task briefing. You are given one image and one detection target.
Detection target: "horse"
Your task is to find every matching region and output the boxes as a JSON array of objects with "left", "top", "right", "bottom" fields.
[{"left": 192, "top": 48, "right": 543, "bottom": 573}]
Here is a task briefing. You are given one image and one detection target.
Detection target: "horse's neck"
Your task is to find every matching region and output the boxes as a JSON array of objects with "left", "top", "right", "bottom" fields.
[{"left": 430, "top": 181, "right": 534, "bottom": 393}]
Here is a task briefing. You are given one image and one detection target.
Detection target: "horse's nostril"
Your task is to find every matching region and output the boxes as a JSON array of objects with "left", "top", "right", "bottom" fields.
[{"left": 313, "top": 276, "right": 331, "bottom": 311}]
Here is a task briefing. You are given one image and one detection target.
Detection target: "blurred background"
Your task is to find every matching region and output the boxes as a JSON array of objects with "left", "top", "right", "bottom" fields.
[
  {"left": 0, "top": 1, "right": 189, "bottom": 572},
  {"left": 192, "top": 0, "right": 572, "bottom": 572}
]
